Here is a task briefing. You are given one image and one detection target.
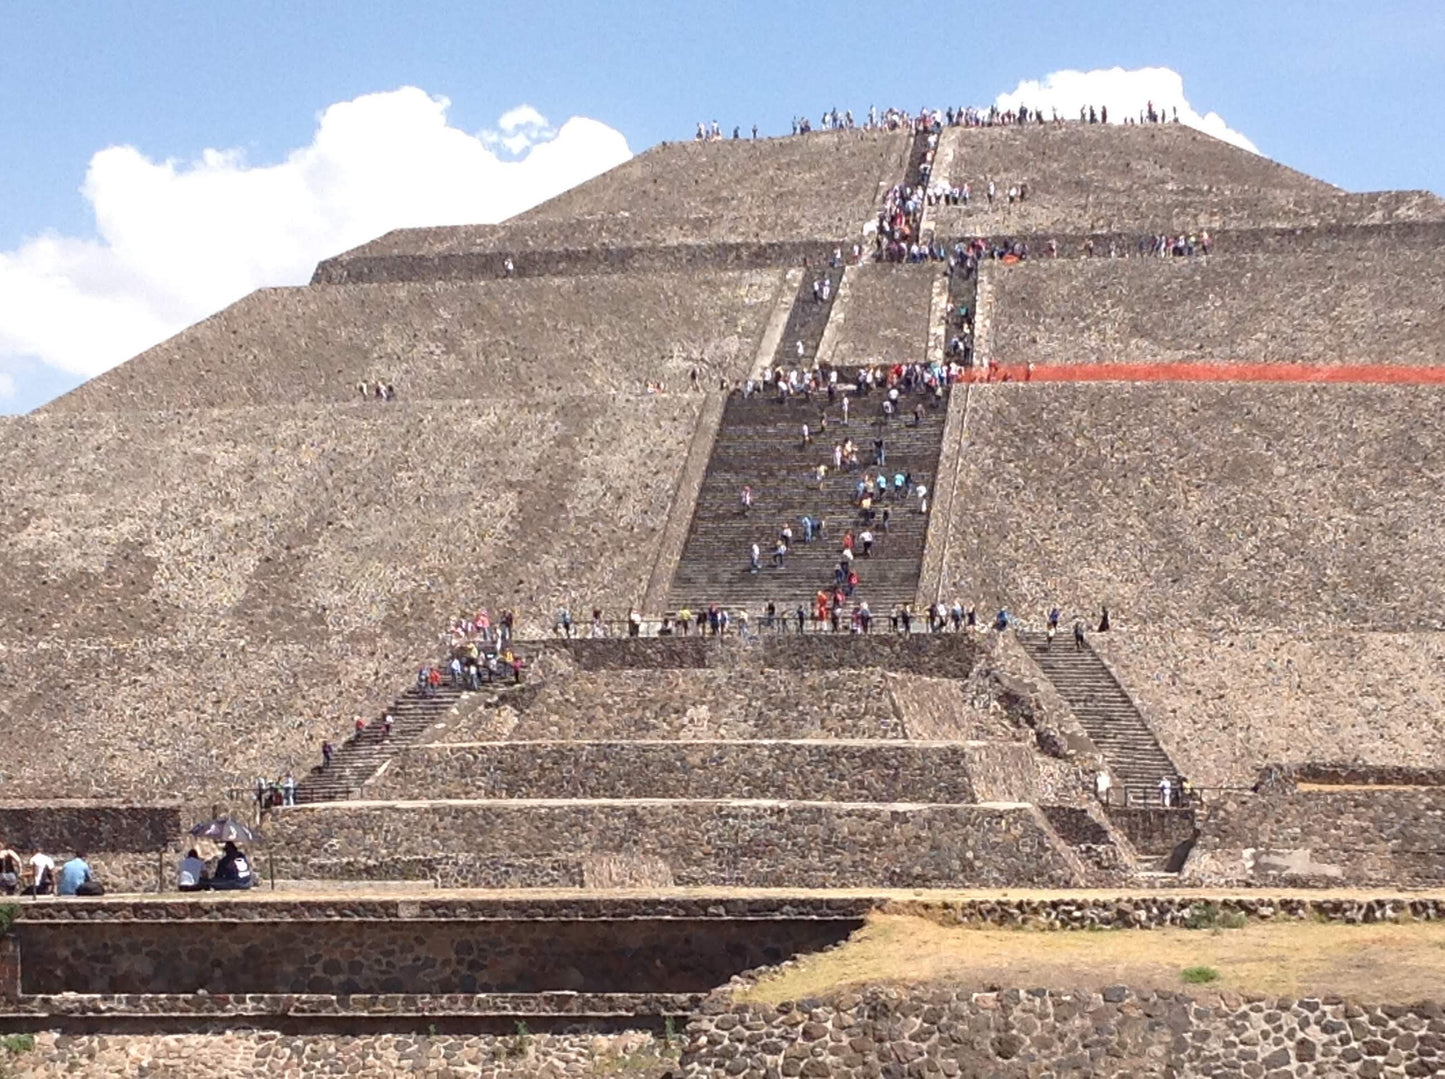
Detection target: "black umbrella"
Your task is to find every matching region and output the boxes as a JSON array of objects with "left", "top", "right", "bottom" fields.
[{"left": 190, "top": 817, "right": 262, "bottom": 845}]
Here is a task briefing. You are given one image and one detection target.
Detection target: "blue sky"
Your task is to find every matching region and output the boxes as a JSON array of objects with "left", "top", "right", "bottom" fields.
[{"left": 2, "top": 0, "right": 1443, "bottom": 411}]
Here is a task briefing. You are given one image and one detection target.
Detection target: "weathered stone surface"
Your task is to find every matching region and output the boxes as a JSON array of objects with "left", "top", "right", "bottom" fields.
[
  {"left": 14, "top": 917, "right": 855, "bottom": 996},
  {"left": 822, "top": 264, "right": 936, "bottom": 368},
  {"left": 8, "top": 1030, "right": 682, "bottom": 1078},
  {"left": 48, "top": 271, "right": 784, "bottom": 412},
  {"left": 369, "top": 740, "right": 989, "bottom": 803},
  {"left": 990, "top": 251, "right": 1445, "bottom": 369},
  {"left": 937, "top": 383, "right": 1445, "bottom": 636},
  {"left": 319, "top": 129, "right": 909, "bottom": 269},
  {"left": 265, "top": 800, "right": 1086, "bottom": 889},
  {"left": 681, "top": 985, "right": 1445, "bottom": 1078},
  {"left": 0, "top": 397, "right": 703, "bottom": 808},
  {"left": 1096, "top": 630, "right": 1445, "bottom": 789},
  {"left": 1187, "top": 785, "right": 1445, "bottom": 887}
]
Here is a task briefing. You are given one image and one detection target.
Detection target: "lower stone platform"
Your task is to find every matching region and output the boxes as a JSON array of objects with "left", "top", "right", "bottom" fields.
[
  {"left": 367, "top": 739, "right": 1039, "bottom": 803},
  {"left": 266, "top": 797, "right": 1088, "bottom": 889}
]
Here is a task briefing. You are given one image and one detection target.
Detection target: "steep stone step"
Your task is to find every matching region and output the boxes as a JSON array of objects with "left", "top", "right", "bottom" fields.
[
  {"left": 1018, "top": 631, "right": 1178, "bottom": 796},
  {"left": 294, "top": 681, "right": 521, "bottom": 804}
]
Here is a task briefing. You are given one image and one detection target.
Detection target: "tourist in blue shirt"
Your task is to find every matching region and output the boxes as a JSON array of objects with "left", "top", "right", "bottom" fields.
[{"left": 57, "top": 853, "right": 93, "bottom": 896}]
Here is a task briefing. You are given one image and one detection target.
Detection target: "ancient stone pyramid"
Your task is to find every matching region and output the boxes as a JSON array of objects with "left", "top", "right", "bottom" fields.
[{"left": 2, "top": 120, "right": 1443, "bottom": 863}]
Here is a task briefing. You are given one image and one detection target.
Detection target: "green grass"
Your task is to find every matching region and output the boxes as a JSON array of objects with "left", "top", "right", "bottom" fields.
[
  {"left": 1184, "top": 904, "right": 1248, "bottom": 931},
  {"left": 1182, "top": 966, "right": 1221, "bottom": 984}
]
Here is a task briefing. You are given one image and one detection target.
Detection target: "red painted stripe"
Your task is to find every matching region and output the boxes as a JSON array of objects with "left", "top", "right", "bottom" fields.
[{"left": 962, "top": 363, "right": 1445, "bottom": 385}]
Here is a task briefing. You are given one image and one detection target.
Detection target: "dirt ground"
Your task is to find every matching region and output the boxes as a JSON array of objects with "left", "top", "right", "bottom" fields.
[{"left": 740, "top": 913, "right": 1445, "bottom": 1004}]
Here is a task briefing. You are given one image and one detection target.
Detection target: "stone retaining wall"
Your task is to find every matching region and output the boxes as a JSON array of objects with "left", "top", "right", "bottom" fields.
[
  {"left": 266, "top": 801, "right": 1084, "bottom": 889},
  {"left": 1187, "top": 788, "right": 1445, "bottom": 886},
  {"left": 681, "top": 984, "right": 1445, "bottom": 1078},
  {"left": 1264, "top": 763, "right": 1445, "bottom": 789},
  {"left": 15, "top": 893, "right": 1445, "bottom": 929},
  {"left": 0, "top": 803, "right": 180, "bottom": 854},
  {"left": 536, "top": 633, "right": 977, "bottom": 675},
  {"left": 314, "top": 238, "right": 838, "bottom": 284},
  {"left": 368, "top": 741, "right": 986, "bottom": 803},
  {"left": 14, "top": 917, "right": 857, "bottom": 996},
  {"left": 1107, "top": 806, "right": 1199, "bottom": 856},
  {"left": 10, "top": 1031, "right": 683, "bottom": 1078},
  {"left": 462, "top": 667, "right": 906, "bottom": 742},
  {"left": 4, "top": 990, "right": 695, "bottom": 1018}
]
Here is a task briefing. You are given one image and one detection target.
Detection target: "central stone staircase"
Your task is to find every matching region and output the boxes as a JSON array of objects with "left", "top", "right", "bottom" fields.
[
  {"left": 667, "top": 379, "right": 950, "bottom": 616},
  {"left": 1018, "top": 632, "right": 1178, "bottom": 797}
]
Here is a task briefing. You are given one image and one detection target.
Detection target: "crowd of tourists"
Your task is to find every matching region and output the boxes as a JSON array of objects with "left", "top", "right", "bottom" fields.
[
  {"left": 0, "top": 848, "right": 103, "bottom": 897},
  {"left": 696, "top": 98, "right": 1184, "bottom": 142}
]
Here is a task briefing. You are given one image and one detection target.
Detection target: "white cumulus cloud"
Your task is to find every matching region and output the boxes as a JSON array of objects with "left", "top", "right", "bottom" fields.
[
  {"left": 0, "top": 87, "right": 632, "bottom": 391},
  {"left": 994, "top": 66, "right": 1258, "bottom": 153}
]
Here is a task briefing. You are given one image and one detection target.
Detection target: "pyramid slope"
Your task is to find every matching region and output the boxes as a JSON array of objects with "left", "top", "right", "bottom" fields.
[
  {"left": 990, "top": 249, "right": 1445, "bottom": 368},
  {"left": 0, "top": 396, "right": 701, "bottom": 806},
  {"left": 45, "top": 270, "right": 785, "bottom": 414}
]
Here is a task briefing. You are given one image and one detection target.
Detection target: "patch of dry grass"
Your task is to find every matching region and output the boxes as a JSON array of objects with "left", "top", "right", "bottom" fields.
[{"left": 739, "top": 914, "right": 1445, "bottom": 1005}]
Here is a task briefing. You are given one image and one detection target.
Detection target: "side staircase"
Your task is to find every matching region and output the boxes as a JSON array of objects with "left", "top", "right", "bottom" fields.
[
  {"left": 944, "top": 258, "right": 978, "bottom": 366},
  {"left": 667, "top": 379, "right": 951, "bottom": 616},
  {"left": 294, "top": 681, "right": 470, "bottom": 803},
  {"left": 904, "top": 128, "right": 935, "bottom": 194},
  {"left": 1018, "top": 632, "right": 1178, "bottom": 797},
  {"left": 771, "top": 266, "right": 842, "bottom": 367}
]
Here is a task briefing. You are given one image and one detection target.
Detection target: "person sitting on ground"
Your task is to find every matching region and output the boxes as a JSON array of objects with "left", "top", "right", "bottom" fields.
[
  {"left": 58, "top": 851, "right": 102, "bottom": 897},
  {"left": 177, "top": 848, "right": 209, "bottom": 892},
  {"left": 27, "top": 851, "right": 55, "bottom": 896},
  {"left": 0, "top": 847, "right": 19, "bottom": 895},
  {"left": 210, "top": 841, "right": 254, "bottom": 890}
]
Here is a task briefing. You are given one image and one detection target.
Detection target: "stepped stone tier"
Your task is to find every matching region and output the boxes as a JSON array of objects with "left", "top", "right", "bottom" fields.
[{"left": 2, "top": 115, "right": 1443, "bottom": 918}]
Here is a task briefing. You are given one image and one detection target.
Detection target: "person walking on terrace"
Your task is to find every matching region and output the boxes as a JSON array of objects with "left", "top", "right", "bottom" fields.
[
  {"left": 1073, "top": 619, "right": 1086, "bottom": 652},
  {"left": 555, "top": 606, "right": 573, "bottom": 638}
]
